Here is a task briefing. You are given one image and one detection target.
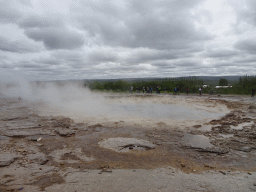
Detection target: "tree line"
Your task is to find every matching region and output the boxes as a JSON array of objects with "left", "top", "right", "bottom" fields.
[{"left": 86, "top": 75, "right": 256, "bottom": 95}]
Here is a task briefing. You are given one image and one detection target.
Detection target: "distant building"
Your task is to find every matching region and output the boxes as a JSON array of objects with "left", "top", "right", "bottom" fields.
[{"left": 203, "top": 85, "right": 209, "bottom": 88}]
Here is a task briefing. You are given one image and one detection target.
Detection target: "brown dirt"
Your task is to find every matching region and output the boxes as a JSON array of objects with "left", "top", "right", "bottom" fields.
[{"left": 1, "top": 95, "right": 256, "bottom": 191}]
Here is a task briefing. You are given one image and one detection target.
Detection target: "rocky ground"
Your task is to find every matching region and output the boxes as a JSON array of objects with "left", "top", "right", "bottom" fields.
[{"left": 0, "top": 94, "right": 256, "bottom": 191}]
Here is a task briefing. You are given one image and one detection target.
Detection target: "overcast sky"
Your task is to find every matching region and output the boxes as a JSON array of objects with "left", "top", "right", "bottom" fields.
[{"left": 0, "top": 0, "right": 256, "bottom": 80}]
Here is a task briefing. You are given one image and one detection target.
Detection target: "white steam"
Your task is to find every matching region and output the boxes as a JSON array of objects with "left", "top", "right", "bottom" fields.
[{"left": 0, "top": 73, "right": 230, "bottom": 128}]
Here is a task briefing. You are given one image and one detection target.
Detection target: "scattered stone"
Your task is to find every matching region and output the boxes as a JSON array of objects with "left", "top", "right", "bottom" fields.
[
  {"left": 180, "top": 163, "right": 185, "bottom": 167},
  {"left": 204, "top": 164, "right": 210, "bottom": 167},
  {"left": 248, "top": 172, "right": 252, "bottom": 175}
]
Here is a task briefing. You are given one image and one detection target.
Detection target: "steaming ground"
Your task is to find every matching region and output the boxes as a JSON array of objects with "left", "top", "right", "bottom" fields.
[
  {"left": 39, "top": 95, "right": 229, "bottom": 130},
  {"left": 7, "top": 82, "right": 229, "bottom": 129},
  {"left": 1, "top": 81, "right": 256, "bottom": 191}
]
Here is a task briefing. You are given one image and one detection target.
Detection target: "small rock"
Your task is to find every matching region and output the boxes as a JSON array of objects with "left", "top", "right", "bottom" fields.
[
  {"left": 103, "top": 168, "right": 112, "bottom": 173},
  {"left": 39, "top": 158, "right": 48, "bottom": 165},
  {"left": 55, "top": 128, "right": 75, "bottom": 136},
  {"left": 248, "top": 172, "right": 252, "bottom": 175},
  {"left": 219, "top": 170, "right": 226, "bottom": 175},
  {"left": 193, "top": 125, "right": 202, "bottom": 128},
  {"left": 16, "top": 148, "right": 27, "bottom": 152},
  {"left": 180, "top": 163, "right": 185, "bottom": 167},
  {"left": 99, "top": 168, "right": 112, "bottom": 174},
  {"left": 28, "top": 137, "right": 38, "bottom": 141},
  {"left": 204, "top": 164, "right": 210, "bottom": 167},
  {"left": 37, "top": 137, "right": 42, "bottom": 141}
]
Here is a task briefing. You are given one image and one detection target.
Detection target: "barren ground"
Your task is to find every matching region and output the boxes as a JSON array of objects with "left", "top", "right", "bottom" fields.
[{"left": 0, "top": 93, "right": 256, "bottom": 191}]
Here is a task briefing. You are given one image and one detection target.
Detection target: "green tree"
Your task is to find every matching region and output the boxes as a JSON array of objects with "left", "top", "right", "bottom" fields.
[{"left": 219, "top": 79, "right": 228, "bottom": 86}]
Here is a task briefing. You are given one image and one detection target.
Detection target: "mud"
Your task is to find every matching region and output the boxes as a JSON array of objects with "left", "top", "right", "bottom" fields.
[{"left": 0, "top": 94, "right": 256, "bottom": 191}]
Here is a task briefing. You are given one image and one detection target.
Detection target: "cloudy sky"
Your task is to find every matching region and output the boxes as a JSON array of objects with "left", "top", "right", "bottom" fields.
[{"left": 0, "top": 0, "right": 256, "bottom": 80}]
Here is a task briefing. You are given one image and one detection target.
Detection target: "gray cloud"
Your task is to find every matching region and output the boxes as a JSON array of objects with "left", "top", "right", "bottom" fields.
[
  {"left": 18, "top": 16, "right": 63, "bottom": 28},
  {"left": 0, "top": 1, "right": 22, "bottom": 23},
  {"left": 24, "top": 28, "right": 85, "bottom": 50},
  {"left": 0, "top": 0, "right": 255, "bottom": 80},
  {"left": 0, "top": 35, "right": 40, "bottom": 53},
  {"left": 234, "top": 39, "right": 256, "bottom": 54},
  {"left": 78, "top": 0, "right": 212, "bottom": 50},
  {"left": 18, "top": 15, "right": 85, "bottom": 50},
  {"left": 204, "top": 49, "right": 239, "bottom": 59}
]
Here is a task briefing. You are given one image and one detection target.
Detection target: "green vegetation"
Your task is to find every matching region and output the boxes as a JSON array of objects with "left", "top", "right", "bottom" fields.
[
  {"left": 86, "top": 75, "right": 256, "bottom": 95},
  {"left": 88, "top": 80, "right": 130, "bottom": 92},
  {"left": 210, "top": 75, "right": 256, "bottom": 95},
  {"left": 219, "top": 78, "right": 228, "bottom": 86}
]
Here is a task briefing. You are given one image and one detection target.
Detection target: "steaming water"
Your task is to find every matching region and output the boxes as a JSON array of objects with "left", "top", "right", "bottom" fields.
[
  {"left": 1, "top": 81, "right": 230, "bottom": 128},
  {"left": 41, "top": 94, "right": 229, "bottom": 128},
  {"left": 108, "top": 102, "right": 224, "bottom": 120}
]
